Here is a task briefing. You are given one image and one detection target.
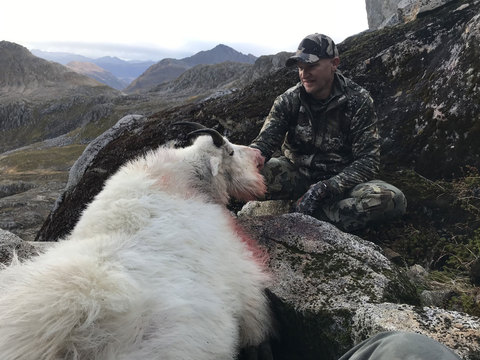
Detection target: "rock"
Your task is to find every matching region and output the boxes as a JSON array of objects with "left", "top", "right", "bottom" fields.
[
  {"left": 238, "top": 213, "right": 479, "bottom": 359},
  {"left": 0, "top": 229, "right": 37, "bottom": 264},
  {"left": 0, "top": 181, "right": 66, "bottom": 242},
  {"left": 351, "top": 303, "right": 480, "bottom": 359},
  {"left": 407, "top": 264, "right": 429, "bottom": 285},
  {"left": 35, "top": 114, "right": 147, "bottom": 242},
  {"left": 341, "top": 0, "right": 480, "bottom": 179},
  {"left": 420, "top": 289, "right": 456, "bottom": 307},
  {"left": 0, "top": 181, "right": 36, "bottom": 199},
  {"left": 366, "top": 0, "right": 401, "bottom": 29},
  {"left": 239, "top": 214, "right": 421, "bottom": 359},
  {"left": 366, "top": 0, "right": 457, "bottom": 29},
  {"left": 64, "top": 114, "right": 146, "bottom": 195},
  {"left": 238, "top": 200, "right": 293, "bottom": 217}
]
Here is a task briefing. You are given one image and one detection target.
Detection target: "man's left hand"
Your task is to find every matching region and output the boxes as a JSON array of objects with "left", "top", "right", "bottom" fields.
[{"left": 294, "top": 181, "right": 330, "bottom": 216}]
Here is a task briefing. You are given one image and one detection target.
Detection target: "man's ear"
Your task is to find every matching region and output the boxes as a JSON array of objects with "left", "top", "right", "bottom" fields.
[
  {"left": 209, "top": 157, "right": 221, "bottom": 176},
  {"left": 331, "top": 57, "right": 340, "bottom": 71}
]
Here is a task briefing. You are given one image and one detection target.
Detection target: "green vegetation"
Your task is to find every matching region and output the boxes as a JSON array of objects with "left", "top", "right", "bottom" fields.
[
  {"left": 0, "top": 144, "right": 86, "bottom": 182},
  {"left": 354, "top": 167, "right": 480, "bottom": 317}
]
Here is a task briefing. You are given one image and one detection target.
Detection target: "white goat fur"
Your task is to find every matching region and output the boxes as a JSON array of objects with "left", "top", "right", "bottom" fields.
[{"left": 0, "top": 135, "right": 271, "bottom": 360}]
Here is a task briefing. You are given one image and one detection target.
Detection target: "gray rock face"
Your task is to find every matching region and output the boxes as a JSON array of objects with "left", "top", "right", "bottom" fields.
[
  {"left": 365, "top": 0, "right": 457, "bottom": 29},
  {"left": 64, "top": 114, "right": 146, "bottom": 195},
  {"left": 366, "top": 0, "right": 402, "bottom": 29},
  {"left": 351, "top": 303, "right": 480, "bottom": 358},
  {"left": 0, "top": 229, "right": 37, "bottom": 264},
  {"left": 239, "top": 214, "right": 479, "bottom": 359}
]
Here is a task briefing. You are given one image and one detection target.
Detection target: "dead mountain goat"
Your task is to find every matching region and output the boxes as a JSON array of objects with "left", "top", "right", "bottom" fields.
[{"left": 0, "top": 123, "right": 272, "bottom": 360}]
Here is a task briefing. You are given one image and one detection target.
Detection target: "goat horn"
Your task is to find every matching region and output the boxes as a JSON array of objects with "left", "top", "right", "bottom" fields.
[
  {"left": 173, "top": 121, "right": 207, "bottom": 130},
  {"left": 187, "top": 129, "right": 225, "bottom": 148}
]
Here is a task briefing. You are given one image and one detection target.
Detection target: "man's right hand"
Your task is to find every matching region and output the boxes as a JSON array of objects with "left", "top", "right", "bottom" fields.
[{"left": 294, "top": 181, "right": 330, "bottom": 216}]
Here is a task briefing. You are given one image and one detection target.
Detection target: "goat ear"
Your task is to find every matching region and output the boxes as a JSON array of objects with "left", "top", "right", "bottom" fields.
[{"left": 209, "top": 157, "right": 220, "bottom": 176}]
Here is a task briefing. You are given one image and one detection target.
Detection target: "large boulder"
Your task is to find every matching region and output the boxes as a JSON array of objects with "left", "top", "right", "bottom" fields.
[
  {"left": 365, "top": 0, "right": 457, "bottom": 29},
  {"left": 239, "top": 214, "right": 480, "bottom": 359}
]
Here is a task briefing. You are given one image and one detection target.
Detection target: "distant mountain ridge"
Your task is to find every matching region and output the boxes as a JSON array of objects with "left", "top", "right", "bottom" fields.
[
  {"left": 124, "top": 44, "right": 257, "bottom": 93},
  {"left": 32, "top": 44, "right": 257, "bottom": 92},
  {"left": 31, "top": 50, "right": 155, "bottom": 85}
]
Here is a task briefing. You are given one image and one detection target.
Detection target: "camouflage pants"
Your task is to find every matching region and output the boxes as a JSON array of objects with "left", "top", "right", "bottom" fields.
[{"left": 262, "top": 156, "right": 407, "bottom": 231}]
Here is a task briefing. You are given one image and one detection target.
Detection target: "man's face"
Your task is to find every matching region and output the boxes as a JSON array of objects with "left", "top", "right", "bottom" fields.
[{"left": 297, "top": 57, "right": 339, "bottom": 100}]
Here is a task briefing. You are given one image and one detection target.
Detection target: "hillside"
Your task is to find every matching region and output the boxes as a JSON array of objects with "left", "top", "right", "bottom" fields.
[
  {"left": 0, "top": 41, "right": 120, "bottom": 152},
  {"left": 0, "top": 41, "right": 111, "bottom": 99}
]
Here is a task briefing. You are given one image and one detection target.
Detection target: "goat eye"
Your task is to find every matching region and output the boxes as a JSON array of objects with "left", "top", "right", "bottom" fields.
[{"left": 229, "top": 150, "right": 234, "bottom": 156}]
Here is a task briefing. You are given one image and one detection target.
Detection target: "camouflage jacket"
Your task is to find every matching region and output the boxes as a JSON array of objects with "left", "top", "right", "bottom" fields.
[{"left": 250, "top": 72, "right": 380, "bottom": 196}]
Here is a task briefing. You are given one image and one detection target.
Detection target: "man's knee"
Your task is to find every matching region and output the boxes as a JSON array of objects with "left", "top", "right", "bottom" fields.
[{"left": 350, "top": 180, "right": 407, "bottom": 219}]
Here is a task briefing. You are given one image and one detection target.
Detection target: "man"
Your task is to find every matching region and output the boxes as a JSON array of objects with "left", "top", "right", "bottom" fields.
[{"left": 250, "top": 33, "right": 406, "bottom": 231}]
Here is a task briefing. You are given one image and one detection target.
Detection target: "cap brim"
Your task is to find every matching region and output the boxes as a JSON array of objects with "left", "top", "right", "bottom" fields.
[{"left": 285, "top": 53, "right": 320, "bottom": 67}]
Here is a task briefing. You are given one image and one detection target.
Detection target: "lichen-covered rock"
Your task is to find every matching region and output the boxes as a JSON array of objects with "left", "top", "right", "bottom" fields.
[
  {"left": 341, "top": 0, "right": 480, "bottom": 179},
  {"left": 0, "top": 229, "right": 37, "bottom": 264},
  {"left": 366, "top": 0, "right": 457, "bottom": 29},
  {"left": 239, "top": 213, "right": 420, "bottom": 359},
  {"left": 351, "top": 303, "right": 480, "bottom": 359}
]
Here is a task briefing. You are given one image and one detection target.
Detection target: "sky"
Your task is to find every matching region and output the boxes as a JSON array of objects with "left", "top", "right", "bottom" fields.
[{"left": 1, "top": 0, "right": 369, "bottom": 61}]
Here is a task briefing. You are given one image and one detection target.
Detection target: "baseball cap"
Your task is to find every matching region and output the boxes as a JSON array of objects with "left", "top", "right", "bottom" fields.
[{"left": 286, "top": 33, "right": 339, "bottom": 67}]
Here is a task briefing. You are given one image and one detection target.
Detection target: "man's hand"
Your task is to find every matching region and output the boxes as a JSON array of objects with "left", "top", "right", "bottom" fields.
[{"left": 294, "top": 181, "right": 329, "bottom": 216}]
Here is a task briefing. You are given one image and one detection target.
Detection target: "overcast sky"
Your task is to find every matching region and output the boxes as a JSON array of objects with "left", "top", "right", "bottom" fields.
[{"left": 1, "top": 0, "right": 369, "bottom": 61}]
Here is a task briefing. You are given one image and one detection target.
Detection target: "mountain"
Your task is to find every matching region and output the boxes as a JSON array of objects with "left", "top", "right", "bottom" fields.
[
  {"left": 66, "top": 61, "right": 128, "bottom": 90},
  {"left": 124, "top": 44, "right": 257, "bottom": 93},
  {"left": 31, "top": 50, "right": 155, "bottom": 86},
  {"left": 0, "top": 41, "right": 120, "bottom": 152},
  {"left": 0, "top": 42, "right": 110, "bottom": 99},
  {"left": 124, "top": 58, "right": 189, "bottom": 93},
  {"left": 183, "top": 44, "right": 256, "bottom": 66}
]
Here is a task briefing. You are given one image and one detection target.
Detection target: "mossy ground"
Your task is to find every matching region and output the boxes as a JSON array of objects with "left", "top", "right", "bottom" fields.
[{"left": 352, "top": 166, "right": 480, "bottom": 317}]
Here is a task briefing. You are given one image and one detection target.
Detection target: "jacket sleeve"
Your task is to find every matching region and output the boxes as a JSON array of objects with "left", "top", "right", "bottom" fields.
[
  {"left": 249, "top": 93, "right": 294, "bottom": 161},
  {"left": 324, "top": 94, "right": 380, "bottom": 195}
]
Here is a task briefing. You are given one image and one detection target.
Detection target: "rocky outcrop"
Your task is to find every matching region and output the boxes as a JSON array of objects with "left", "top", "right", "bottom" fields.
[
  {"left": 0, "top": 229, "right": 37, "bottom": 265},
  {"left": 238, "top": 214, "right": 479, "bottom": 359},
  {"left": 366, "top": 0, "right": 457, "bottom": 29},
  {"left": 341, "top": 0, "right": 480, "bottom": 178}
]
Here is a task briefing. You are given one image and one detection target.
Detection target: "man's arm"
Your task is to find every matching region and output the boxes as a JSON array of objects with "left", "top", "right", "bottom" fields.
[
  {"left": 250, "top": 93, "right": 294, "bottom": 161},
  {"left": 324, "top": 93, "right": 380, "bottom": 196}
]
